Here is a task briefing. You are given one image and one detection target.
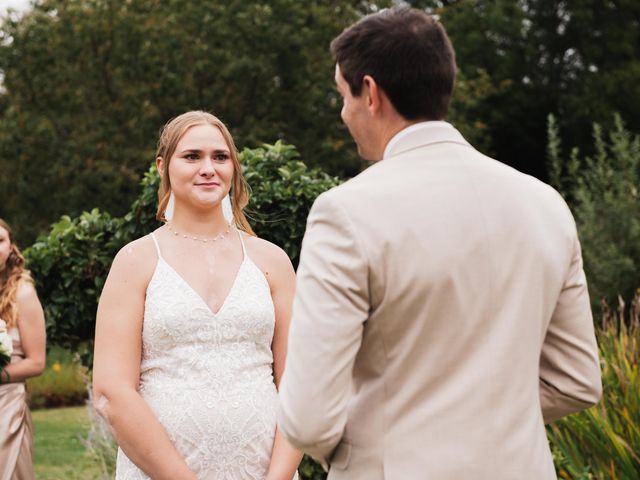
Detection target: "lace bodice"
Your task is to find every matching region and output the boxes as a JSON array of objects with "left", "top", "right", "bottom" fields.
[{"left": 116, "top": 231, "right": 280, "bottom": 480}]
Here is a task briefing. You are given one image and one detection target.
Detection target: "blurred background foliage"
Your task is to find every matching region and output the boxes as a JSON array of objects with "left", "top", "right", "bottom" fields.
[
  {"left": 0, "top": 0, "right": 369, "bottom": 242},
  {"left": 547, "top": 114, "right": 640, "bottom": 313},
  {"left": 3, "top": 0, "right": 638, "bottom": 243}
]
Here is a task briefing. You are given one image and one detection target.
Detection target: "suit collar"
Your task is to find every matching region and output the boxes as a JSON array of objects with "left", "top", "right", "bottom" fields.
[{"left": 383, "top": 121, "right": 472, "bottom": 159}]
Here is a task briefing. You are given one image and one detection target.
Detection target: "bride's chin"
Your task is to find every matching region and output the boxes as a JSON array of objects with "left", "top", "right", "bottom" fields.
[{"left": 192, "top": 195, "right": 226, "bottom": 210}]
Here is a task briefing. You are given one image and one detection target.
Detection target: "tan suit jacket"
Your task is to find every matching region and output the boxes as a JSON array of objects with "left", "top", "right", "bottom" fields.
[{"left": 278, "top": 123, "right": 601, "bottom": 479}]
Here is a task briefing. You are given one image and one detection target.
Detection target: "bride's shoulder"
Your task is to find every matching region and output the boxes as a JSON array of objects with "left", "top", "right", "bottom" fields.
[
  {"left": 109, "top": 234, "right": 158, "bottom": 282},
  {"left": 243, "top": 233, "right": 290, "bottom": 263},
  {"left": 242, "top": 233, "right": 293, "bottom": 276}
]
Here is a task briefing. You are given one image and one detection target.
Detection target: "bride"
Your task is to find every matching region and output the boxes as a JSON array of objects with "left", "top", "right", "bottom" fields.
[{"left": 93, "top": 111, "right": 301, "bottom": 479}]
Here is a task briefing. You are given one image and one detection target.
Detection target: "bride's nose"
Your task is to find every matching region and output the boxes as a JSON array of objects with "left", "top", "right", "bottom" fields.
[{"left": 199, "top": 157, "right": 216, "bottom": 177}]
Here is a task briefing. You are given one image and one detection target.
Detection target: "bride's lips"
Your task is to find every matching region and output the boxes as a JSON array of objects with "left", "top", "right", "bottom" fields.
[{"left": 195, "top": 182, "right": 220, "bottom": 188}]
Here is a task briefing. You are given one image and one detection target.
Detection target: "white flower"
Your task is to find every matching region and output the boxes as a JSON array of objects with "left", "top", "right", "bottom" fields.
[{"left": 0, "top": 319, "right": 13, "bottom": 357}]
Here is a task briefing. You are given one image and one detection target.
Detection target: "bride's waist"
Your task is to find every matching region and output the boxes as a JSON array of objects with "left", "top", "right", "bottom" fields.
[{"left": 139, "top": 369, "right": 275, "bottom": 391}]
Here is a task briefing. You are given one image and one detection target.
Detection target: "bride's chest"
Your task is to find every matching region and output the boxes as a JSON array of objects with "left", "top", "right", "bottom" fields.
[{"left": 140, "top": 261, "right": 275, "bottom": 351}]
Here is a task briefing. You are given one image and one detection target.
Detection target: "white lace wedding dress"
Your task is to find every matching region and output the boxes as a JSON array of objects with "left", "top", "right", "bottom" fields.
[{"left": 116, "top": 231, "right": 285, "bottom": 480}]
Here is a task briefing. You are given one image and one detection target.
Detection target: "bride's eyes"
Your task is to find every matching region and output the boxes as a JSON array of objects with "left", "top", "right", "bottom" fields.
[{"left": 181, "top": 152, "right": 229, "bottom": 161}]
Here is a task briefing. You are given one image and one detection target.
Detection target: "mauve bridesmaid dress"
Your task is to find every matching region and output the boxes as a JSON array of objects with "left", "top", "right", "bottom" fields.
[{"left": 0, "top": 327, "right": 34, "bottom": 480}]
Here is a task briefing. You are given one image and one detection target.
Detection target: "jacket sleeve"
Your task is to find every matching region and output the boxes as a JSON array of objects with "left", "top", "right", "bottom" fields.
[
  {"left": 539, "top": 234, "right": 602, "bottom": 423},
  {"left": 277, "top": 191, "right": 369, "bottom": 468}
]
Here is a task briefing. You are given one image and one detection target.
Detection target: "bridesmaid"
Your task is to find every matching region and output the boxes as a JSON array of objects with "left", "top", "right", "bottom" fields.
[{"left": 0, "top": 219, "right": 46, "bottom": 480}]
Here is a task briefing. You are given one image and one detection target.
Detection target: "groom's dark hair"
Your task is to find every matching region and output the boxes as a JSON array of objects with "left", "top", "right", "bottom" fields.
[{"left": 330, "top": 6, "right": 456, "bottom": 121}]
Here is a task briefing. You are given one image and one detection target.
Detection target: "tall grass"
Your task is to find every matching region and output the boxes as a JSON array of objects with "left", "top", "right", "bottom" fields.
[
  {"left": 548, "top": 290, "right": 640, "bottom": 479},
  {"left": 83, "top": 386, "right": 118, "bottom": 479}
]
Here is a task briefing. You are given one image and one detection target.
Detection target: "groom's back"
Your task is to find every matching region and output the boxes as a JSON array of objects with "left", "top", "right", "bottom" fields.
[
  {"left": 325, "top": 138, "right": 587, "bottom": 478},
  {"left": 278, "top": 8, "right": 600, "bottom": 478}
]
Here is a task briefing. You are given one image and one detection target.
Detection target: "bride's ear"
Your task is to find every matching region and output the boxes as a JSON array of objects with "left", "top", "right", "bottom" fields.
[{"left": 156, "top": 156, "right": 164, "bottom": 178}]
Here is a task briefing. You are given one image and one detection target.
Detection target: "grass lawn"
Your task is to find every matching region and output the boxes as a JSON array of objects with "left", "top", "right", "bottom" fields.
[{"left": 32, "top": 406, "right": 103, "bottom": 480}]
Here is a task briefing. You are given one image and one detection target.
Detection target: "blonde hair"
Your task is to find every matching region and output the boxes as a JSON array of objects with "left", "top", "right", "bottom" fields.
[
  {"left": 155, "top": 111, "right": 254, "bottom": 235},
  {"left": 0, "top": 219, "right": 33, "bottom": 328}
]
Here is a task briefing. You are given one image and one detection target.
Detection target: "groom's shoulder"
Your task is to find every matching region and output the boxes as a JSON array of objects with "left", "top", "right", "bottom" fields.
[{"left": 314, "top": 168, "right": 375, "bottom": 206}]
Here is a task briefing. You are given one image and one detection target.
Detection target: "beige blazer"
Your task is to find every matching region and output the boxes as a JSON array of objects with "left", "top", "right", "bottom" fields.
[{"left": 278, "top": 123, "right": 601, "bottom": 479}]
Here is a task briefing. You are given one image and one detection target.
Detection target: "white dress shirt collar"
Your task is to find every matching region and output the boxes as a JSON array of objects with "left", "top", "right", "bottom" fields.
[{"left": 383, "top": 121, "right": 455, "bottom": 159}]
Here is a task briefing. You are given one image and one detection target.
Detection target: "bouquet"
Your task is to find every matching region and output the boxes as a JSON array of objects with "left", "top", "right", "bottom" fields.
[{"left": 0, "top": 319, "right": 13, "bottom": 372}]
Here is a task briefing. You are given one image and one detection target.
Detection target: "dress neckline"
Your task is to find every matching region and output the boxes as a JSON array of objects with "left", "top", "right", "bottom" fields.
[
  {"left": 149, "top": 227, "right": 249, "bottom": 317},
  {"left": 158, "top": 256, "right": 247, "bottom": 318}
]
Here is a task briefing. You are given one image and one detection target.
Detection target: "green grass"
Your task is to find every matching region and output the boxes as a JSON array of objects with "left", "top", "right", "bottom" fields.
[{"left": 32, "top": 406, "right": 102, "bottom": 480}]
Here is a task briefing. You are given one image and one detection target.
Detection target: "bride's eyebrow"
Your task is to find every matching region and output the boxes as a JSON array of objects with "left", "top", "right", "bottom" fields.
[{"left": 179, "top": 148, "right": 230, "bottom": 154}]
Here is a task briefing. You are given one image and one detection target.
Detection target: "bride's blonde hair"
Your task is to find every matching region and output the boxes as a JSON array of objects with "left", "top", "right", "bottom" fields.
[
  {"left": 0, "top": 219, "right": 32, "bottom": 328},
  {"left": 155, "top": 111, "right": 254, "bottom": 235}
]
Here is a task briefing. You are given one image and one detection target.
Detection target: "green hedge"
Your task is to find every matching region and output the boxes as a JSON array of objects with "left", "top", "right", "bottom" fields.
[
  {"left": 24, "top": 210, "right": 122, "bottom": 349},
  {"left": 24, "top": 141, "right": 340, "bottom": 350}
]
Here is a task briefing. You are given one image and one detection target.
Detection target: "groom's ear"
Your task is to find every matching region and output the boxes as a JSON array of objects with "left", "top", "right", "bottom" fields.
[
  {"left": 363, "top": 74, "right": 382, "bottom": 115},
  {"left": 156, "top": 156, "right": 164, "bottom": 178}
]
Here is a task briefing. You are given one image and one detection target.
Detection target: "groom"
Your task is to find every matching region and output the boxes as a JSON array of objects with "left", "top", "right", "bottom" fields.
[{"left": 278, "top": 6, "right": 602, "bottom": 479}]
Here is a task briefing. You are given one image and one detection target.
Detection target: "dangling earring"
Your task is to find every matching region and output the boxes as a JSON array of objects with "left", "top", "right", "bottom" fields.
[
  {"left": 165, "top": 191, "right": 175, "bottom": 221},
  {"left": 222, "top": 194, "right": 233, "bottom": 223}
]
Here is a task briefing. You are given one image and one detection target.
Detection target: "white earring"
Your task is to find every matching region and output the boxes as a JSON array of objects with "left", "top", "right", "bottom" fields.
[
  {"left": 165, "top": 191, "right": 175, "bottom": 221},
  {"left": 222, "top": 195, "right": 233, "bottom": 223}
]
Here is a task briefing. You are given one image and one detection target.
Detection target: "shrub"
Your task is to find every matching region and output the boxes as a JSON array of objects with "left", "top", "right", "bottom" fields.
[
  {"left": 27, "top": 346, "right": 89, "bottom": 409},
  {"left": 24, "top": 210, "right": 122, "bottom": 350},
  {"left": 241, "top": 141, "right": 341, "bottom": 267},
  {"left": 547, "top": 114, "right": 640, "bottom": 310},
  {"left": 547, "top": 290, "right": 640, "bottom": 479},
  {"left": 24, "top": 142, "right": 340, "bottom": 349},
  {"left": 298, "top": 455, "right": 327, "bottom": 480}
]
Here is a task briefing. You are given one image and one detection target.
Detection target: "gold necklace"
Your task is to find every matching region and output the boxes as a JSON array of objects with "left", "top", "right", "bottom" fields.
[{"left": 166, "top": 222, "right": 232, "bottom": 243}]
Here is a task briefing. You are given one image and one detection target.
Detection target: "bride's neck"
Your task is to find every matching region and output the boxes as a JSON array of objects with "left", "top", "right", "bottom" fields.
[{"left": 169, "top": 207, "right": 229, "bottom": 236}]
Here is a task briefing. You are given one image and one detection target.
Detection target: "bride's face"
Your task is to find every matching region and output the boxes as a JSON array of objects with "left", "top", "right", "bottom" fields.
[{"left": 166, "top": 124, "right": 234, "bottom": 212}]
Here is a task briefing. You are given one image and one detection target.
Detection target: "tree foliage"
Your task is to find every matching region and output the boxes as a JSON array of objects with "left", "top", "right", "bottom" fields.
[
  {"left": 0, "top": 0, "right": 509, "bottom": 245},
  {"left": 410, "top": 0, "right": 640, "bottom": 181},
  {"left": 0, "top": 0, "right": 366, "bottom": 243}
]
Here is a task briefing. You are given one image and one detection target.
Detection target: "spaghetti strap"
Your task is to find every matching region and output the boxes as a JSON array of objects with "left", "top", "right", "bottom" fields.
[
  {"left": 236, "top": 227, "right": 248, "bottom": 257},
  {"left": 149, "top": 232, "right": 163, "bottom": 259}
]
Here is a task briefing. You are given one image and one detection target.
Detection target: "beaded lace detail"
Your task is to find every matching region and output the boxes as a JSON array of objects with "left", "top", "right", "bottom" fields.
[{"left": 115, "top": 231, "right": 278, "bottom": 480}]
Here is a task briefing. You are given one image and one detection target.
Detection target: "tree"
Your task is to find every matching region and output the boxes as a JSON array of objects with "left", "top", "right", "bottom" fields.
[
  {"left": 408, "top": 0, "right": 640, "bottom": 180},
  {"left": 0, "top": 0, "right": 522, "bottom": 244},
  {"left": 0, "top": 0, "right": 370, "bottom": 243}
]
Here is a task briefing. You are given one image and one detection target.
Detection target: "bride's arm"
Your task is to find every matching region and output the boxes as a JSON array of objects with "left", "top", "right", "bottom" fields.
[
  {"left": 255, "top": 241, "right": 303, "bottom": 480},
  {"left": 93, "top": 239, "right": 197, "bottom": 480}
]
